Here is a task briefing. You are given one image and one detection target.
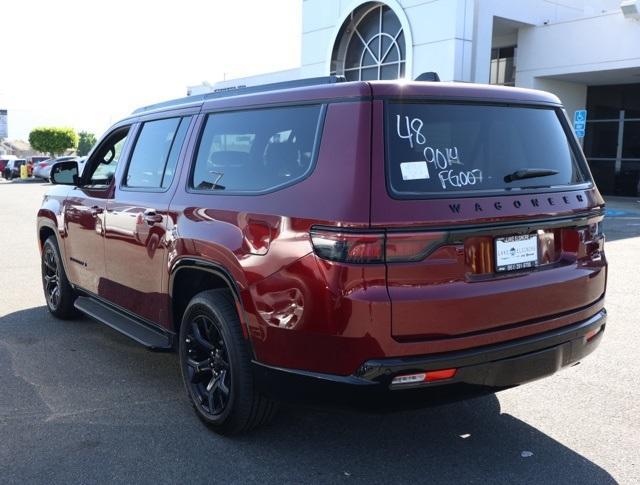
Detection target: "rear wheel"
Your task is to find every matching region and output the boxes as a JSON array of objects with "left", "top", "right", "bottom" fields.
[
  {"left": 41, "top": 236, "right": 78, "bottom": 319},
  {"left": 178, "top": 290, "right": 277, "bottom": 434}
]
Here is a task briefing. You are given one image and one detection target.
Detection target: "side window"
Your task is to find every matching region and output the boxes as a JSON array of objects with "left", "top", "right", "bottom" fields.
[
  {"left": 86, "top": 128, "right": 130, "bottom": 188},
  {"left": 124, "top": 116, "right": 191, "bottom": 189},
  {"left": 162, "top": 117, "right": 191, "bottom": 188},
  {"left": 190, "top": 105, "right": 323, "bottom": 193}
]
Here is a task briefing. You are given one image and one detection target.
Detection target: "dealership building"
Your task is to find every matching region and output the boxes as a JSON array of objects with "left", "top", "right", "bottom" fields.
[{"left": 189, "top": 0, "right": 640, "bottom": 196}]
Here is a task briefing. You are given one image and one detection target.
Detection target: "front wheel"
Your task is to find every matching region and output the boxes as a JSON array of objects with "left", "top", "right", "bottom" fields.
[
  {"left": 41, "top": 236, "right": 78, "bottom": 319},
  {"left": 179, "top": 290, "right": 278, "bottom": 434}
]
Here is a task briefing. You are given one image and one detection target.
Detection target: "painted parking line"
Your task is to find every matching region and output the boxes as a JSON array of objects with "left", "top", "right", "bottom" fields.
[{"left": 606, "top": 209, "right": 631, "bottom": 217}]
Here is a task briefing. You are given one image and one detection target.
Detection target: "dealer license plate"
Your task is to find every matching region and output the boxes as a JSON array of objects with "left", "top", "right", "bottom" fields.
[{"left": 495, "top": 234, "right": 539, "bottom": 273}]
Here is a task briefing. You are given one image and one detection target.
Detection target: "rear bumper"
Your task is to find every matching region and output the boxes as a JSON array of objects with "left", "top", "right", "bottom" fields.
[{"left": 252, "top": 309, "right": 606, "bottom": 405}]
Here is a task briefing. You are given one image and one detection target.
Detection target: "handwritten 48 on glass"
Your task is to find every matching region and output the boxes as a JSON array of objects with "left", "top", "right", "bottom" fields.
[{"left": 396, "top": 115, "right": 483, "bottom": 190}]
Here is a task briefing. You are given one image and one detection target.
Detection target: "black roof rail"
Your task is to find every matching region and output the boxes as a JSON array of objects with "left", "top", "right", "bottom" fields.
[
  {"left": 131, "top": 95, "right": 206, "bottom": 115},
  {"left": 132, "top": 75, "right": 346, "bottom": 115}
]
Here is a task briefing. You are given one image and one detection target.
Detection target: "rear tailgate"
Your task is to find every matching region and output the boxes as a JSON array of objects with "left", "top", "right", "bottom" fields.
[{"left": 370, "top": 97, "right": 607, "bottom": 341}]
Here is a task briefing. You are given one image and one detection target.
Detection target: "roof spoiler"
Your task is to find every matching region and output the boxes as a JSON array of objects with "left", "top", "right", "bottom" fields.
[{"left": 415, "top": 72, "right": 441, "bottom": 82}]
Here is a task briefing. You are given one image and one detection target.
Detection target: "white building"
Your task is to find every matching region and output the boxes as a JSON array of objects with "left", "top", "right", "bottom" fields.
[{"left": 189, "top": 0, "right": 640, "bottom": 197}]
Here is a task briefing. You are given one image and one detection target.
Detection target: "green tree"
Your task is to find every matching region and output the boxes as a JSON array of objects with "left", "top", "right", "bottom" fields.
[
  {"left": 28, "top": 127, "right": 78, "bottom": 157},
  {"left": 77, "top": 131, "right": 97, "bottom": 156}
]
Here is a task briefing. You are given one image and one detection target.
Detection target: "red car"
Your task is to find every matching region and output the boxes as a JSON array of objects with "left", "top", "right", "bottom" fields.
[
  {"left": 0, "top": 158, "right": 11, "bottom": 177},
  {"left": 37, "top": 75, "right": 607, "bottom": 434}
]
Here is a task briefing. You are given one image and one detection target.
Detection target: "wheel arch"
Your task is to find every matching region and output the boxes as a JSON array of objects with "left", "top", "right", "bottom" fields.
[
  {"left": 37, "top": 219, "right": 73, "bottom": 280},
  {"left": 169, "top": 258, "right": 252, "bottom": 350},
  {"left": 38, "top": 224, "right": 56, "bottom": 250}
]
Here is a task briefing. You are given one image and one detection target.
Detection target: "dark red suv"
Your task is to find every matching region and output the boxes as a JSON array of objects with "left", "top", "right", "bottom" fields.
[{"left": 38, "top": 76, "right": 607, "bottom": 434}]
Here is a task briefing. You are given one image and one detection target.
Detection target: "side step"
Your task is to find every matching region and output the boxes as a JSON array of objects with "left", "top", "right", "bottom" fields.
[{"left": 74, "top": 296, "right": 173, "bottom": 350}]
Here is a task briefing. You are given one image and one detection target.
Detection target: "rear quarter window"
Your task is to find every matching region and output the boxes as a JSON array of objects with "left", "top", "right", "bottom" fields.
[
  {"left": 386, "top": 102, "right": 589, "bottom": 198},
  {"left": 190, "top": 105, "right": 324, "bottom": 194}
]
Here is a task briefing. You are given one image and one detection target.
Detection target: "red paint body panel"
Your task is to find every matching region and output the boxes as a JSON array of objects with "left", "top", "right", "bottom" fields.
[{"left": 36, "top": 80, "right": 608, "bottom": 379}]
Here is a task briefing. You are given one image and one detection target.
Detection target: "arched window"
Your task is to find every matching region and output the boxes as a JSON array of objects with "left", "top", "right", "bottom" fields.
[{"left": 331, "top": 3, "right": 406, "bottom": 81}]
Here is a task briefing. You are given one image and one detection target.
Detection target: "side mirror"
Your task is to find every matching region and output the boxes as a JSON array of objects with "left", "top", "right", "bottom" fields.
[{"left": 50, "top": 161, "right": 80, "bottom": 186}]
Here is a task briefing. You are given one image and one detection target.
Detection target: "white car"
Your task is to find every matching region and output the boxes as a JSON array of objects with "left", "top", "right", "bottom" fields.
[{"left": 33, "top": 156, "right": 80, "bottom": 181}]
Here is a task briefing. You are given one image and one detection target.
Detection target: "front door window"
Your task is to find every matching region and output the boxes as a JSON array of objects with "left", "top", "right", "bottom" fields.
[{"left": 84, "top": 129, "right": 129, "bottom": 188}]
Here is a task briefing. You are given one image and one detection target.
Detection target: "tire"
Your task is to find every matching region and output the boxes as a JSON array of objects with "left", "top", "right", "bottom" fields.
[
  {"left": 41, "top": 236, "right": 78, "bottom": 319},
  {"left": 179, "top": 289, "right": 278, "bottom": 435}
]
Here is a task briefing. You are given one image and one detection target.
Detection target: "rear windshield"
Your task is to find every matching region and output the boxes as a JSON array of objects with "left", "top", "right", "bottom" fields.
[{"left": 386, "top": 102, "right": 588, "bottom": 197}]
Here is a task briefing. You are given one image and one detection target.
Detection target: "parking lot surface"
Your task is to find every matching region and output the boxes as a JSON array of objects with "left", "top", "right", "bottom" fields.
[{"left": 1, "top": 180, "right": 639, "bottom": 484}]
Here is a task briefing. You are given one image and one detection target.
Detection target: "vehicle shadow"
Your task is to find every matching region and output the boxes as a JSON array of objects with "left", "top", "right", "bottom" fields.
[
  {"left": 0, "top": 306, "right": 617, "bottom": 484},
  {"left": 241, "top": 399, "right": 617, "bottom": 484}
]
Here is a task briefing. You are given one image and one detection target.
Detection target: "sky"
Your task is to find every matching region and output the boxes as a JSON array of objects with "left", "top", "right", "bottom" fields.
[{"left": 1, "top": 0, "right": 302, "bottom": 141}]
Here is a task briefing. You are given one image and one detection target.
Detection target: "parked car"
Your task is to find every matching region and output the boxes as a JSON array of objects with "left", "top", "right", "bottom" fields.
[
  {"left": 27, "top": 156, "right": 51, "bottom": 177},
  {"left": 3, "top": 159, "right": 26, "bottom": 179},
  {"left": 76, "top": 156, "right": 87, "bottom": 175},
  {"left": 0, "top": 156, "right": 17, "bottom": 178},
  {"left": 37, "top": 75, "right": 607, "bottom": 435},
  {"left": 32, "top": 156, "right": 77, "bottom": 181}
]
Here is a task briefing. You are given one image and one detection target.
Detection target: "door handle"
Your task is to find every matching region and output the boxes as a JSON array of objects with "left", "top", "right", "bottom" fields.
[
  {"left": 90, "top": 205, "right": 103, "bottom": 216},
  {"left": 143, "top": 210, "right": 163, "bottom": 225}
]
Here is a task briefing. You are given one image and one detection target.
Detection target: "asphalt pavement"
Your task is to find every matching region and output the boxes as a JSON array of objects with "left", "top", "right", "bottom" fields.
[{"left": 0, "top": 179, "right": 638, "bottom": 484}]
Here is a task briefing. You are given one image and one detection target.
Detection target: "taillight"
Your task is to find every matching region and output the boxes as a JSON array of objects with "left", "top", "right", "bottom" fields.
[
  {"left": 310, "top": 229, "right": 447, "bottom": 264},
  {"left": 587, "top": 221, "right": 603, "bottom": 240},
  {"left": 386, "top": 231, "right": 447, "bottom": 262},
  {"left": 561, "top": 220, "right": 604, "bottom": 259},
  {"left": 40, "top": 163, "right": 48, "bottom": 168},
  {"left": 310, "top": 230, "right": 384, "bottom": 264}
]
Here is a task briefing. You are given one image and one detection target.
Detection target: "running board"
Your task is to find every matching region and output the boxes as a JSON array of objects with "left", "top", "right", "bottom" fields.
[{"left": 74, "top": 296, "right": 173, "bottom": 350}]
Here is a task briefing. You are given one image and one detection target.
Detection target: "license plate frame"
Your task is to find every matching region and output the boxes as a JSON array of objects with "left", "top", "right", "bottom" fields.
[{"left": 495, "top": 234, "right": 539, "bottom": 273}]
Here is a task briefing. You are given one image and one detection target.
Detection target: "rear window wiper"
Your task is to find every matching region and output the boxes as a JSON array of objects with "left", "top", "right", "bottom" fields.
[{"left": 504, "top": 168, "right": 559, "bottom": 183}]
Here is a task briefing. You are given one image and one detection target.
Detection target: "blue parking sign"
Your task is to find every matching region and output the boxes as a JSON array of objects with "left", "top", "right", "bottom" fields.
[
  {"left": 574, "top": 110, "right": 587, "bottom": 123},
  {"left": 574, "top": 110, "right": 587, "bottom": 138}
]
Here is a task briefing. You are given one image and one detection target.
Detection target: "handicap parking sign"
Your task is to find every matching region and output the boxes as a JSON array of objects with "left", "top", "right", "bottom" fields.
[
  {"left": 574, "top": 110, "right": 587, "bottom": 138},
  {"left": 574, "top": 110, "right": 587, "bottom": 123}
]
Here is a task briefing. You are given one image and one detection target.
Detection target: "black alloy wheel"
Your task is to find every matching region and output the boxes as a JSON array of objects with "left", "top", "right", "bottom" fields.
[
  {"left": 41, "top": 236, "right": 78, "bottom": 319},
  {"left": 42, "top": 244, "right": 61, "bottom": 310},
  {"left": 184, "top": 314, "right": 232, "bottom": 416},
  {"left": 179, "top": 290, "right": 277, "bottom": 434}
]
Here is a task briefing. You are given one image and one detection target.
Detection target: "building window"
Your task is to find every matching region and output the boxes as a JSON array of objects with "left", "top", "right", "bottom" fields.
[
  {"left": 490, "top": 46, "right": 516, "bottom": 86},
  {"left": 331, "top": 3, "right": 406, "bottom": 82},
  {"left": 584, "top": 83, "right": 640, "bottom": 197}
]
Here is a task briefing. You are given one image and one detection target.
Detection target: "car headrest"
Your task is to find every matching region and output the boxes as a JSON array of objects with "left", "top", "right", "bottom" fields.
[
  {"left": 208, "top": 150, "right": 250, "bottom": 167},
  {"left": 264, "top": 142, "right": 299, "bottom": 169}
]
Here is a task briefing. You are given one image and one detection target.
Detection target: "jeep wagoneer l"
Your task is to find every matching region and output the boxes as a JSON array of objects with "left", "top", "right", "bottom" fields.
[{"left": 37, "top": 75, "right": 607, "bottom": 434}]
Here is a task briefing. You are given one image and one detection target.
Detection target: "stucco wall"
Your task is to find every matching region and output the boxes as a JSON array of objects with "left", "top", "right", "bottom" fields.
[{"left": 202, "top": 0, "right": 640, "bottom": 119}]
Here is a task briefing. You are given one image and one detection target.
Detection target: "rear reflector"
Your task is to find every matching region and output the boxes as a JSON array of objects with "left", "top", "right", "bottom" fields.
[
  {"left": 391, "top": 368, "right": 457, "bottom": 386},
  {"left": 585, "top": 325, "right": 603, "bottom": 342},
  {"left": 425, "top": 368, "right": 457, "bottom": 381}
]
